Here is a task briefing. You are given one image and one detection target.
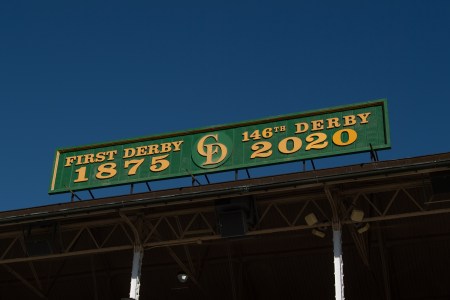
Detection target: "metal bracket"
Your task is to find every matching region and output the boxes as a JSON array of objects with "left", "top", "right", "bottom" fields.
[
  {"left": 370, "top": 143, "right": 379, "bottom": 162},
  {"left": 302, "top": 160, "right": 316, "bottom": 172},
  {"left": 185, "top": 169, "right": 202, "bottom": 186},
  {"left": 65, "top": 185, "right": 81, "bottom": 202}
]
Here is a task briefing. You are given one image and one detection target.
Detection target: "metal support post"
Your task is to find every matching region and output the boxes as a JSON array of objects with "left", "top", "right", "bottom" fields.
[
  {"left": 324, "top": 185, "right": 345, "bottom": 300},
  {"left": 129, "top": 245, "right": 144, "bottom": 300},
  {"left": 333, "top": 227, "right": 345, "bottom": 300}
]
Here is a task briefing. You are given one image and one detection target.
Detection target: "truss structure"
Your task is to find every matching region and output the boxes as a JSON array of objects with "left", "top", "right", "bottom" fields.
[{"left": 1, "top": 153, "right": 450, "bottom": 299}]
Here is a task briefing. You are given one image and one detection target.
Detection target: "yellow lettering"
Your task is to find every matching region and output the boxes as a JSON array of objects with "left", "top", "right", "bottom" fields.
[
  {"left": 160, "top": 143, "right": 172, "bottom": 153},
  {"left": 74, "top": 166, "right": 88, "bottom": 182},
  {"left": 326, "top": 118, "right": 340, "bottom": 129},
  {"left": 83, "top": 154, "right": 95, "bottom": 164},
  {"left": 311, "top": 120, "right": 324, "bottom": 131},
  {"left": 357, "top": 112, "right": 371, "bottom": 124},
  {"left": 148, "top": 144, "right": 160, "bottom": 155},
  {"left": 96, "top": 163, "right": 117, "bottom": 179},
  {"left": 295, "top": 122, "right": 309, "bottom": 134},
  {"left": 333, "top": 129, "right": 358, "bottom": 146},
  {"left": 106, "top": 150, "right": 117, "bottom": 160},
  {"left": 278, "top": 137, "right": 302, "bottom": 154},
  {"left": 343, "top": 115, "right": 356, "bottom": 126},
  {"left": 65, "top": 156, "right": 76, "bottom": 167},
  {"left": 135, "top": 146, "right": 147, "bottom": 157},
  {"left": 197, "top": 134, "right": 227, "bottom": 166},
  {"left": 95, "top": 152, "right": 106, "bottom": 163},
  {"left": 123, "top": 148, "right": 136, "bottom": 159},
  {"left": 172, "top": 141, "right": 183, "bottom": 151},
  {"left": 68, "top": 152, "right": 117, "bottom": 166}
]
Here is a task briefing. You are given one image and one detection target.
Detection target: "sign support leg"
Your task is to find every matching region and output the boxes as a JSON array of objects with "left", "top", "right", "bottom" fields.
[
  {"left": 129, "top": 245, "right": 143, "bottom": 300},
  {"left": 333, "top": 227, "right": 345, "bottom": 300}
]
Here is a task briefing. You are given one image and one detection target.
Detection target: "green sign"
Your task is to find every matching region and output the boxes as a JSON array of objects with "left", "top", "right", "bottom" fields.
[{"left": 49, "top": 100, "right": 390, "bottom": 194}]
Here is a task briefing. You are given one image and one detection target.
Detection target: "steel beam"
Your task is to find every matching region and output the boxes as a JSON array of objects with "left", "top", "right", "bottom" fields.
[
  {"left": 3, "top": 264, "right": 48, "bottom": 299},
  {"left": 129, "top": 245, "right": 143, "bottom": 300},
  {"left": 333, "top": 228, "right": 345, "bottom": 300}
]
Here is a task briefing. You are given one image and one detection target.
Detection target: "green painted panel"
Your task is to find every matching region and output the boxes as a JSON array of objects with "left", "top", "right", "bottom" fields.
[{"left": 49, "top": 99, "right": 390, "bottom": 194}]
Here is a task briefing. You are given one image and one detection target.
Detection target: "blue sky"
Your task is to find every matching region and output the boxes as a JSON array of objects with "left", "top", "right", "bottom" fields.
[{"left": 1, "top": 1, "right": 449, "bottom": 210}]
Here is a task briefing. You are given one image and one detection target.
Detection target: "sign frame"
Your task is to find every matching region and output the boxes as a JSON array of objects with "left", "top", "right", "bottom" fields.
[{"left": 49, "top": 99, "right": 390, "bottom": 194}]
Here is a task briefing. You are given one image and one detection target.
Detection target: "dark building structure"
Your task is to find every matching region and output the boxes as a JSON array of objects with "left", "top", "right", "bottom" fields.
[{"left": 0, "top": 152, "right": 449, "bottom": 299}]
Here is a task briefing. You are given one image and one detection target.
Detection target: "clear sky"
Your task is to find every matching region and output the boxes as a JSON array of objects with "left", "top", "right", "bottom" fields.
[{"left": 1, "top": 1, "right": 449, "bottom": 211}]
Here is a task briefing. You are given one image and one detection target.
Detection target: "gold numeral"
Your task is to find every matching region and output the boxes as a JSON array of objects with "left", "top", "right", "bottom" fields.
[
  {"left": 250, "top": 142, "right": 272, "bottom": 158},
  {"left": 333, "top": 129, "right": 358, "bottom": 146},
  {"left": 96, "top": 163, "right": 117, "bottom": 179},
  {"left": 150, "top": 155, "right": 170, "bottom": 172},
  {"left": 74, "top": 166, "right": 88, "bottom": 183},
  {"left": 305, "top": 133, "right": 328, "bottom": 150},
  {"left": 124, "top": 159, "right": 144, "bottom": 176},
  {"left": 278, "top": 137, "right": 302, "bottom": 154}
]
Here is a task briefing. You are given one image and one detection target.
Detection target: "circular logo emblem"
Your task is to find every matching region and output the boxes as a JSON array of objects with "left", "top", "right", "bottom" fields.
[{"left": 192, "top": 133, "right": 232, "bottom": 169}]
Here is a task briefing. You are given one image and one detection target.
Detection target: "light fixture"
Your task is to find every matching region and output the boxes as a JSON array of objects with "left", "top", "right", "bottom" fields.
[
  {"left": 356, "top": 223, "right": 370, "bottom": 234},
  {"left": 350, "top": 208, "right": 369, "bottom": 234},
  {"left": 177, "top": 272, "right": 189, "bottom": 283},
  {"left": 312, "top": 229, "right": 326, "bottom": 238},
  {"left": 305, "top": 213, "right": 326, "bottom": 238},
  {"left": 305, "top": 213, "right": 319, "bottom": 226},
  {"left": 350, "top": 209, "right": 364, "bottom": 222}
]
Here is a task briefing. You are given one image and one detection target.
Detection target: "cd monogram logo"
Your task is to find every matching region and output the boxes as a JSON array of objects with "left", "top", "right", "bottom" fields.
[{"left": 192, "top": 133, "right": 232, "bottom": 169}]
